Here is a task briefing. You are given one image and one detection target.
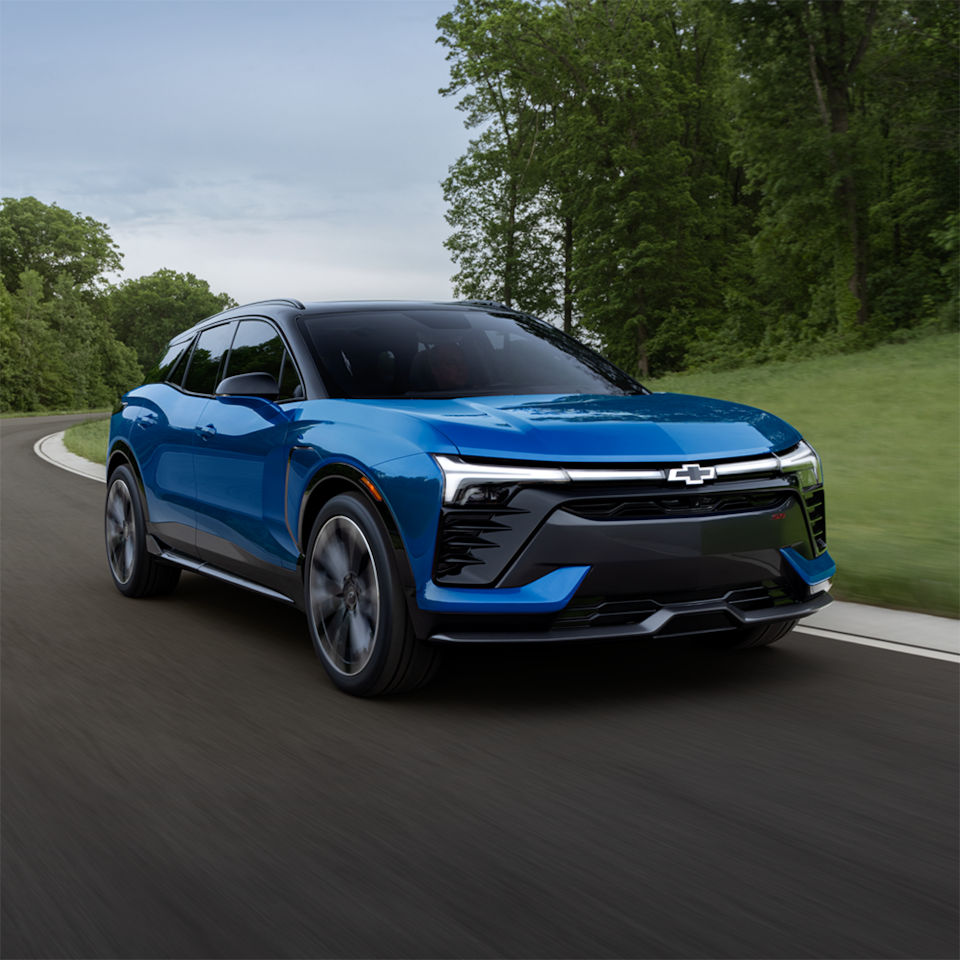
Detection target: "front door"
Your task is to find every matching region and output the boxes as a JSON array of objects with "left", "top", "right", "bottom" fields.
[{"left": 192, "top": 319, "right": 304, "bottom": 591}]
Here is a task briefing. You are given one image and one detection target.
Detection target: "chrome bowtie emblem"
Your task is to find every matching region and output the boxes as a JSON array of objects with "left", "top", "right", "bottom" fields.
[{"left": 668, "top": 463, "right": 716, "bottom": 485}]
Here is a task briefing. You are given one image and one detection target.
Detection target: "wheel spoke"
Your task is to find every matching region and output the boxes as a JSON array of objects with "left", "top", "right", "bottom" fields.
[
  {"left": 320, "top": 537, "right": 351, "bottom": 584},
  {"left": 108, "top": 499, "right": 125, "bottom": 528},
  {"left": 106, "top": 479, "right": 136, "bottom": 585},
  {"left": 309, "top": 514, "right": 380, "bottom": 677},
  {"left": 349, "top": 610, "right": 373, "bottom": 660}
]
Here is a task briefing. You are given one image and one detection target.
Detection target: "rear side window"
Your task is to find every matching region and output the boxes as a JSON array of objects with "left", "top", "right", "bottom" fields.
[
  {"left": 183, "top": 323, "right": 235, "bottom": 395},
  {"left": 142, "top": 339, "right": 190, "bottom": 385}
]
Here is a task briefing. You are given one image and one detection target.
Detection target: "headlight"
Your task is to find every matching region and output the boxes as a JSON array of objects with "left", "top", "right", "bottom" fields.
[
  {"left": 778, "top": 441, "right": 822, "bottom": 489},
  {"left": 433, "top": 455, "right": 569, "bottom": 505}
]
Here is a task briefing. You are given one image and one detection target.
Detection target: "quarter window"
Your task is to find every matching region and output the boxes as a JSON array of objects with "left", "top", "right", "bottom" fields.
[{"left": 142, "top": 339, "right": 190, "bottom": 385}]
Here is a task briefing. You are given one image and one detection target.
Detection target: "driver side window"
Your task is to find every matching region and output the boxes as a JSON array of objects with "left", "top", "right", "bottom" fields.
[{"left": 225, "top": 319, "right": 304, "bottom": 402}]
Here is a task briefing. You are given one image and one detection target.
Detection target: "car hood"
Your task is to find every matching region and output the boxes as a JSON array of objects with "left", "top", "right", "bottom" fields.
[{"left": 387, "top": 393, "right": 802, "bottom": 463}]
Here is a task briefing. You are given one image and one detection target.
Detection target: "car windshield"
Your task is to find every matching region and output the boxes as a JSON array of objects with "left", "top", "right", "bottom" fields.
[{"left": 298, "top": 307, "right": 644, "bottom": 399}]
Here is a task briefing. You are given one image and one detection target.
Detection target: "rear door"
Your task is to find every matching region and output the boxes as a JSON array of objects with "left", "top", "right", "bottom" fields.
[{"left": 134, "top": 323, "right": 233, "bottom": 554}]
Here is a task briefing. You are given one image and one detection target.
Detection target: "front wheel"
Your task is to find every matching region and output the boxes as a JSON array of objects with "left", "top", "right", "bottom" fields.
[
  {"left": 305, "top": 492, "right": 439, "bottom": 696},
  {"left": 105, "top": 464, "right": 180, "bottom": 598}
]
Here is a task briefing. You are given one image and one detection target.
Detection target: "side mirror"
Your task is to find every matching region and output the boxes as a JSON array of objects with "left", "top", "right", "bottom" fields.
[{"left": 215, "top": 372, "right": 280, "bottom": 400}]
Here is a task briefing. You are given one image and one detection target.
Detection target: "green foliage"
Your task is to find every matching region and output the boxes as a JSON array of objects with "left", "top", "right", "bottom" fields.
[
  {"left": 102, "top": 268, "right": 237, "bottom": 368},
  {"left": 438, "top": 0, "right": 753, "bottom": 376},
  {"left": 438, "top": 1, "right": 566, "bottom": 321},
  {"left": 437, "top": 0, "right": 959, "bottom": 375},
  {"left": 0, "top": 196, "right": 123, "bottom": 298},
  {"left": 0, "top": 196, "right": 237, "bottom": 413},
  {"left": 0, "top": 270, "right": 142, "bottom": 412}
]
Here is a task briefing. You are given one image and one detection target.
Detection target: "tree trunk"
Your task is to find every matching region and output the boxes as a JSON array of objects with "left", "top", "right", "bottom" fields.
[
  {"left": 635, "top": 287, "right": 649, "bottom": 379},
  {"left": 504, "top": 183, "right": 516, "bottom": 308},
  {"left": 563, "top": 216, "right": 573, "bottom": 334}
]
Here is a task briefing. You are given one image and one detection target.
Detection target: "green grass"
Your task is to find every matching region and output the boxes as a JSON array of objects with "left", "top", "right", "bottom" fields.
[
  {"left": 650, "top": 334, "right": 960, "bottom": 618},
  {"left": 1, "top": 407, "right": 111, "bottom": 419},
  {"left": 63, "top": 417, "right": 110, "bottom": 465}
]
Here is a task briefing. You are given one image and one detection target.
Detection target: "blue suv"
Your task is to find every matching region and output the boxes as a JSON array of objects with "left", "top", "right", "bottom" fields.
[{"left": 105, "top": 299, "right": 835, "bottom": 695}]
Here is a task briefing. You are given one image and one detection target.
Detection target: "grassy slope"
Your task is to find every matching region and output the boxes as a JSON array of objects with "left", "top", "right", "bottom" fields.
[
  {"left": 63, "top": 335, "right": 959, "bottom": 617},
  {"left": 650, "top": 334, "right": 959, "bottom": 618},
  {"left": 63, "top": 417, "right": 110, "bottom": 465}
]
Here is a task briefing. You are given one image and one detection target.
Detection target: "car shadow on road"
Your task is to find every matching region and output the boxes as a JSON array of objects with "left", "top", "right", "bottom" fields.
[
  {"left": 419, "top": 633, "right": 828, "bottom": 712},
  {"left": 159, "top": 571, "right": 830, "bottom": 713}
]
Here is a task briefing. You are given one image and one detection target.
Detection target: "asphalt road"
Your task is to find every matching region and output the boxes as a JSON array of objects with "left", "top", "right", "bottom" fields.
[{"left": 2, "top": 415, "right": 957, "bottom": 959}]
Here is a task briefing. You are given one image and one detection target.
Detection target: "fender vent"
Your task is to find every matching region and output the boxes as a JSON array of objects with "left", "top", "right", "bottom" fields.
[{"left": 435, "top": 512, "right": 513, "bottom": 579}]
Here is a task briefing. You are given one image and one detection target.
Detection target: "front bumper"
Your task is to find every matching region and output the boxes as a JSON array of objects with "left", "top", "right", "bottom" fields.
[
  {"left": 413, "top": 473, "right": 833, "bottom": 644},
  {"left": 428, "top": 587, "right": 832, "bottom": 643}
]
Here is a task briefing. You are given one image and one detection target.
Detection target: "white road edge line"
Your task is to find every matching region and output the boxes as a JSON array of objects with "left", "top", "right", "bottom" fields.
[
  {"left": 797, "top": 626, "right": 960, "bottom": 663},
  {"left": 34, "top": 431, "right": 106, "bottom": 483}
]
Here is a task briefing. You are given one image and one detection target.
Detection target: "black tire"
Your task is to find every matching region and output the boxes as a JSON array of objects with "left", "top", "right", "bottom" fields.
[
  {"left": 104, "top": 464, "right": 181, "bottom": 598},
  {"left": 707, "top": 618, "right": 798, "bottom": 650},
  {"left": 304, "top": 492, "right": 440, "bottom": 696}
]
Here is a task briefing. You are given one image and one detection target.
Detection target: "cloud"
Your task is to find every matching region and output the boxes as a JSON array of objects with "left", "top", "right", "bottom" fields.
[{"left": 1, "top": 0, "right": 469, "bottom": 303}]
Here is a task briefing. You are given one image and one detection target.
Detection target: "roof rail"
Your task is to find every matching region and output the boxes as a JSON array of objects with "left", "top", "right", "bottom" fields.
[
  {"left": 455, "top": 299, "right": 514, "bottom": 312},
  {"left": 236, "top": 298, "right": 306, "bottom": 311}
]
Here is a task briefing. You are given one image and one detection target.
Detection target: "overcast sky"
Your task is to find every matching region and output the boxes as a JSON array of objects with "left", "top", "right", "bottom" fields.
[{"left": 0, "top": 0, "right": 472, "bottom": 304}]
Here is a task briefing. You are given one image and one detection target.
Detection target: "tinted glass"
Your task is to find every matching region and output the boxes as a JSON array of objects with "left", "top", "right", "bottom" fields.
[
  {"left": 142, "top": 339, "right": 190, "bottom": 385},
  {"left": 278, "top": 351, "right": 304, "bottom": 402},
  {"left": 226, "top": 320, "right": 284, "bottom": 381},
  {"left": 298, "top": 308, "right": 643, "bottom": 399},
  {"left": 183, "top": 323, "right": 234, "bottom": 395},
  {"left": 166, "top": 338, "right": 193, "bottom": 387}
]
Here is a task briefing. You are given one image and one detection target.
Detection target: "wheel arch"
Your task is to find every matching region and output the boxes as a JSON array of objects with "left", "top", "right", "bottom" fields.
[
  {"left": 297, "top": 463, "right": 418, "bottom": 600},
  {"left": 106, "top": 440, "right": 151, "bottom": 522}
]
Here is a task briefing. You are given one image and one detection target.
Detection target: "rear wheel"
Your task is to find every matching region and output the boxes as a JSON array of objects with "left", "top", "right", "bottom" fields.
[
  {"left": 305, "top": 492, "right": 439, "bottom": 696},
  {"left": 707, "top": 619, "right": 798, "bottom": 649},
  {"left": 105, "top": 464, "right": 180, "bottom": 598}
]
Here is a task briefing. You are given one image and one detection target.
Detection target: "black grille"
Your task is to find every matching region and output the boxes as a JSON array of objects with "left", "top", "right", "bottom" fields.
[
  {"left": 804, "top": 488, "right": 826, "bottom": 548},
  {"left": 435, "top": 512, "right": 513, "bottom": 579},
  {"left": 560, "top": 490, "right": 792, "bottom": 521},
  {"left": 551, "top": 579, "right": 799, "bottom": 630}
]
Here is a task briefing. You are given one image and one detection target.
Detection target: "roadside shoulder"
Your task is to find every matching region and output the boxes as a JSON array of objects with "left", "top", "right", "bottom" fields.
[{"left": 35, "top": 431, "right": 106, "bottom": 482}]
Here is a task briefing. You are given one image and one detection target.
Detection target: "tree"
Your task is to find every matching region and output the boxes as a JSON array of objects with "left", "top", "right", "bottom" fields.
[
  {"left": 453, "top": 0, "right": 745, "bottom": 376},
  {"left": 723, "top": 2, "right": 878, "bottom": 336},
  {"left": 103, "top": 268, "right": 237, "bottom": 367},
  {"left": 0, "top": 270, "right": 142, "bottom": 412},
  {"left": 0, "top": 196, "right": 123, "bottom": 298},
  {"left": 438, "top": 0, "right": 564, "bottom": 321},
  {"left": 0, "top": 280, "right": 20, "bottom": 411}
]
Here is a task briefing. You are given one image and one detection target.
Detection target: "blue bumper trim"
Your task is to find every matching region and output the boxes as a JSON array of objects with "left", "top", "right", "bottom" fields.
[
  {"left": 780, "top": 547, "right": 836, "bottom": 584},
  {"left": 418, "top": 565, "right": 592, "bottom": 614}
]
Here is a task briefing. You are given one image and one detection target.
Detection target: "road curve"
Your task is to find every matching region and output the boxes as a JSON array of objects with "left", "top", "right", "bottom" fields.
[{"left": 2, "top": 414, "right": 957, "bottom": 959}]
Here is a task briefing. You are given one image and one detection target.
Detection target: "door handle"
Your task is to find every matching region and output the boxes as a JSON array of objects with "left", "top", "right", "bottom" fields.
[{"left": 197, "top": 423, "right": 217, "bottom": 439}]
